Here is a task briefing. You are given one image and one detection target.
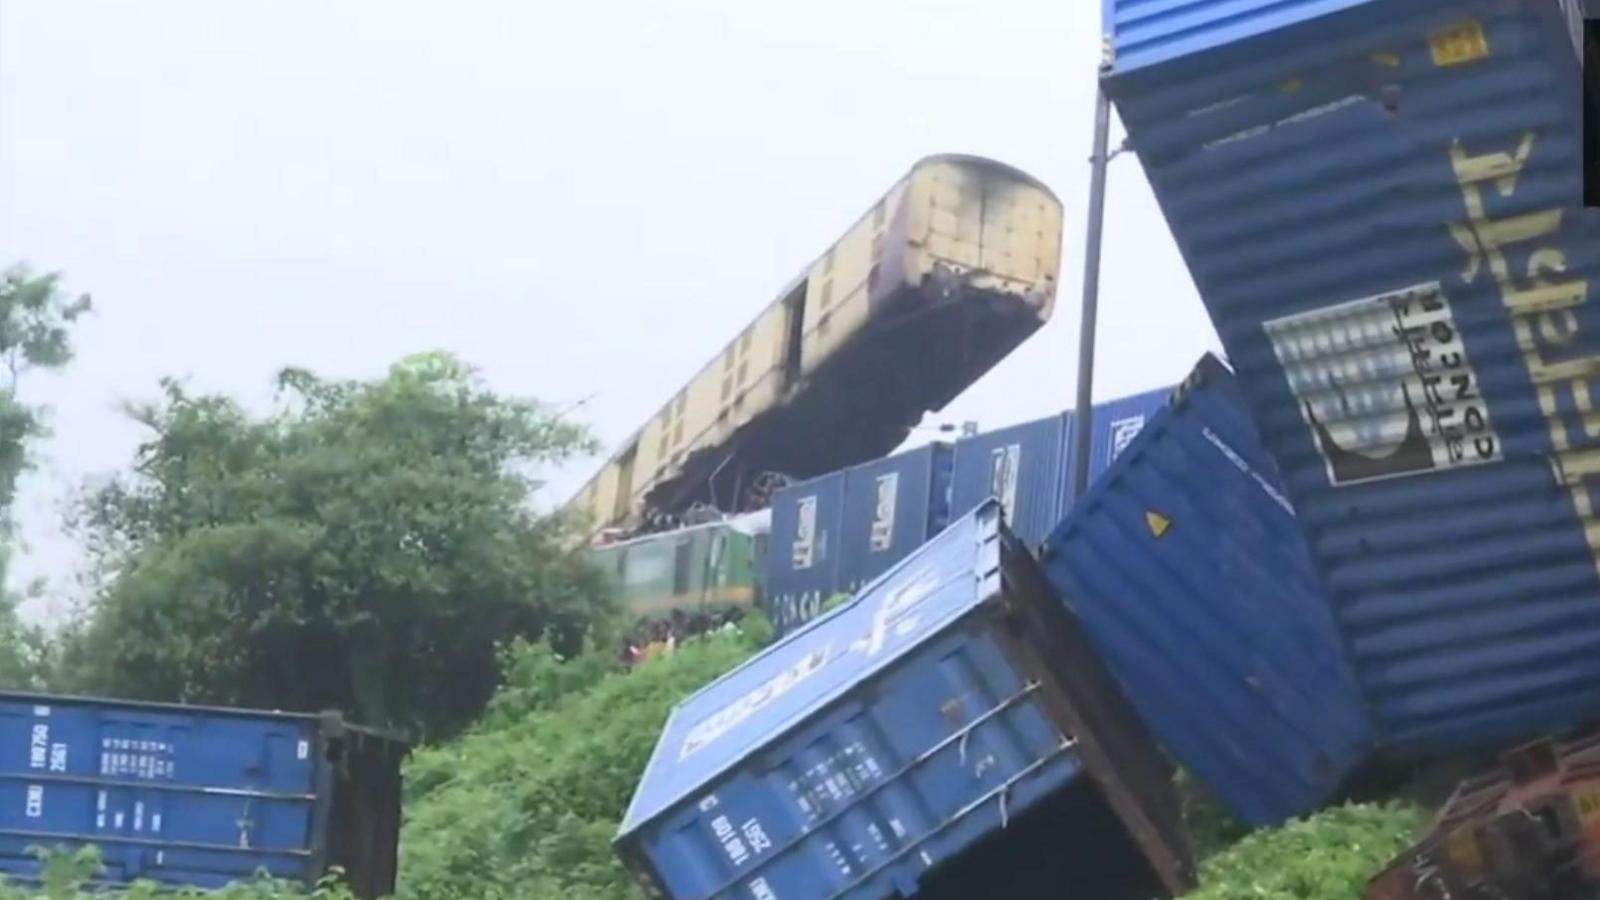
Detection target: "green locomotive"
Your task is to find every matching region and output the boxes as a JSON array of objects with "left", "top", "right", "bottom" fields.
[{"left": 587, "top": 511, "right": 769, "bottom": 621}]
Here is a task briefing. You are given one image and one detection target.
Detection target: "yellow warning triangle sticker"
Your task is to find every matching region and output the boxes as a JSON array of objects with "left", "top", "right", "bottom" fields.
[{"left": 1146, "top": 511, "right": 1171, "bottom": 538}]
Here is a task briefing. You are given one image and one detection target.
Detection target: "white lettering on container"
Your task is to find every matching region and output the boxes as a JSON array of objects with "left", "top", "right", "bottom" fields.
[
  {"left": 29, "top": 725, "right": 48, "bottom": 769},
  {"left": 679, "top": 566, "right": 944, "bottom": 760},
  {"left": 1109, "top": 415, "right": 1147, "bottom": 462},
  {"left": 1447, "top": 132, "right": 1599, "bottom": 576},
  {"left": 849, "top": 569, "right": 939, "bottom": 658},
  {"left": 869, "top": 473, "right": 899, "bottom": 551},
  {"left": 680, "top": 648, "right": 830, "bottom": 760},
  {"left": 710, "top": 814, "right": 751, "bottom": 866},
  {"left": 793, "top": 496, "right": 818, "bottom": 570},
  {"left": 742, "top": 819, "right": 773, "bottom": 855},
  {"left": 988, "top": 445, "right": 1020, "bottom": 518}
]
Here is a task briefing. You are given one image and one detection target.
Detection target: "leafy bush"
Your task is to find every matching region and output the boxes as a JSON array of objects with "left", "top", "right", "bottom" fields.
[
  {"left": 1185, "top": 803, "right": 1424, "bottom": 900},
  {"left": 0, "top": 846, "right": 353, "bottom": 899},
  {"left": 397, "top": 618, "right": 767, "bottom": 900}
]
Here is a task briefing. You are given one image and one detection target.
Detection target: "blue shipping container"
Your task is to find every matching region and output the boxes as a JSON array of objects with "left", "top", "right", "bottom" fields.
[
  {"left": 835, "top": 443, "right": 954, "bottom": 596},
  {"left": 1064, "top": 387, "right": 1175, "bottom": 509},
  {"left": 0, "top": 694, "right": 405, "bottom": 896},
  {"left": 949, "top": 414, "right": 1071, "bottom": 549},
  {"left": 764, "top": 472, "right": 846, "bottom": 636},
  {"left": 1108, "top": 0, "right": 1600, "bottom": 754},
  {"left": 616, "top": 501, "right": 1193, "bottom": 900},
  {"left": 1040, "top": 356, "right": 1371, "bottom": 825}
]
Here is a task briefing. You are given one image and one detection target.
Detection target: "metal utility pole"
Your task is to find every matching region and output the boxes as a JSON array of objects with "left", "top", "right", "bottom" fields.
[{"left": 1071, "top": 79, "right": 1114, "bottom": 499}]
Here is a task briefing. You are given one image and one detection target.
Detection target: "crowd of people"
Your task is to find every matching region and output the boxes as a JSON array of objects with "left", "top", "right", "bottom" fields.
[{"left": 619, "top": 607, "right": 745, "bottom": 667}]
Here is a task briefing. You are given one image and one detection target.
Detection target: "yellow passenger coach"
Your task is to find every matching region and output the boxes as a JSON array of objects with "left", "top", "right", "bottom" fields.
[{"left": 572, "top": 154, "right": 1064, "bottom": 537}]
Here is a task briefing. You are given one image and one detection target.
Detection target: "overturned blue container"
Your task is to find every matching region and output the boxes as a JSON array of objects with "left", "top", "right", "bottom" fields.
[
  {"left": 836, "top": 443, "right": 955, "bottom": 596},
  {"left": 949, "top": 414, "right": 1071, "bottom": 549},
  {"left": 1106, "top": 0, "right": 1600, "bottom": 757},
  {"left": 616, "top": 501, "right": 1193, "bottom": 900},
  {"left": 0, "top": 693, "right": 405, "bottom": 896},
  {"left": 765, "top": 472, "right": 846, "bottom": 636},
  {"left": 1040, "top": 356, "right": 1371, "bottom": 825}
]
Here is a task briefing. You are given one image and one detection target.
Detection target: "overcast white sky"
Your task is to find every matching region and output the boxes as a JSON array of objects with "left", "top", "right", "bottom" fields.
[{"left": 0, "top": 0, "right": 1219, "bottom": 622}]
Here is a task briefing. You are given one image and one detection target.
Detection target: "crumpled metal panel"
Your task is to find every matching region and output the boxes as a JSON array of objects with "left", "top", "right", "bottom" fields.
[
  {"left": 1365, "top": 731, "right": 1600, "bottom": 899},
  {"left": 1110, "top": 0, "right": 1600, "bottom": 754}
]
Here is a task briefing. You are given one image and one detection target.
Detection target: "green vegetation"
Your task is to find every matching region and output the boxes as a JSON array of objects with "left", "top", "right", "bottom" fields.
[
  {"left": 397, "top": 619, "right": 767, "bottom": 900},
  {"left": 0, "top": 846, "right": 354, "bottom": 899},
  {"left": 0, "top": 264, "right": 1434, "bottom": 900},
  {"left": 0, "top": 265, "right": 90, "bottom": 688},
  {"left": 1184, "top": 803, "right": 1424, "bottom": 900},
  {"left": 61, "top": 351, "right": 611, "bottom": 739}
]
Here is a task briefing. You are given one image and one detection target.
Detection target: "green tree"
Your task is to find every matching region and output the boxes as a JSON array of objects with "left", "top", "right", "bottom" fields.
[
  {"left": 69, "top": 351, "right": 612, "bottom": 737},
  {"left": 0, "top": 597, "right": 54, "bottom": 691},
  {"left": 0, "top": 265, "right": 92, "bottom": 687}
]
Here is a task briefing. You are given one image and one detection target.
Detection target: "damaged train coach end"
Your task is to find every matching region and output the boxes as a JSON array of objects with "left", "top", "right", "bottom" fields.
[
  {"left": 1104, "top": 0, "right": 1600, "bottom": 758},
  {"left": 615, "top": 500, "right": 1194, "bottom": 900}
]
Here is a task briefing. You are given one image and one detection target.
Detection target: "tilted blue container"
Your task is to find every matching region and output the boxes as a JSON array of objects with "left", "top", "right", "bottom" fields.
[
  {"left": 949, "top": 414, "right": 1071, "bottom": 549},
  {"left": 765, "top": 472, "right": 846, "bottom": 636},
  {"left": 836, "top": 443, "right": 954, "bottom": 596},
  {"left": 1064, "top": 387, "right": 1176, "bottom": 509},
  {"left": 1040, "top": 356, "right": 1371, "bottom": 825},
  {"left": 0, "top": 694, "right": 405, "bottom": 896},
  {"left": 616, "top": 501, "right": 1193, "bottom": 900},
  {"left": 1106, "top": 0, "right": 1600, "bottom": 755}
]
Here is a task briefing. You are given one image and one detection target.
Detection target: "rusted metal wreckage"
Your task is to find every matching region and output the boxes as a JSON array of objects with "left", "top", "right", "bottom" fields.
[{"left": 1366, "top": 732, "right": 1600, "bottom": 900}]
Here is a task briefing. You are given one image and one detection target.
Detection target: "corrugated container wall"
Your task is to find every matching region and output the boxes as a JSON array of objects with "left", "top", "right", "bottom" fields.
[
  {"left": 1064, "top": 387, "right": 1174, "bottom": 509},
  {"left": 836, "top": 443, "right": 954, "bottom": 596},
  {"left": 1040, "top": 356, "right": 1371, "bottom": 825},
  {"left": 949, "top": 414, "right": 1071, "bottom": 549},
  {"left": 615, "top": 501, "right": 1193, "bottom": 900},
  {"left": 764, "top": 473, "right": 845, "bottom": 635},
  {"left": 0, "top": 695, "right": 405, "bottom": 897},
  {"left": 1107, "top": 0, "right": 1600, "bottom": 754}
]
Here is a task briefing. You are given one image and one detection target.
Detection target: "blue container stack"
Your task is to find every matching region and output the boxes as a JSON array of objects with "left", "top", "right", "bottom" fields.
[{"left": 836, "top": 443, "right": 954, "bottom": 596}]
